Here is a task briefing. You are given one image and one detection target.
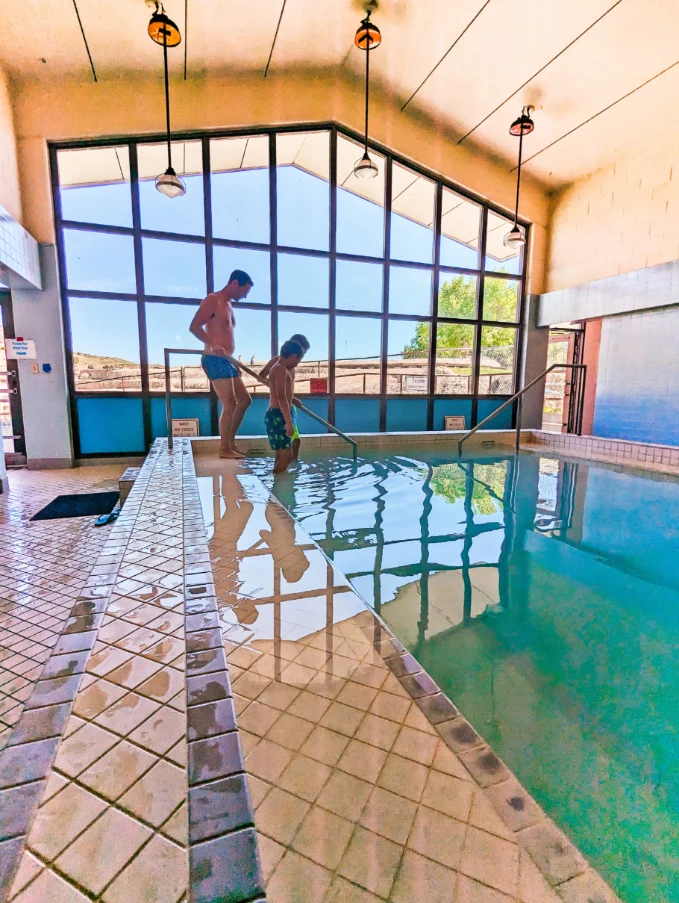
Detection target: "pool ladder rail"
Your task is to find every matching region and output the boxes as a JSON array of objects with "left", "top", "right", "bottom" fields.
[
  {"left": 163, "top": 347, "right": 359, "bottom": 460},
  {"left": 457, "top": 363, "right": 587, "bottom": 456}
]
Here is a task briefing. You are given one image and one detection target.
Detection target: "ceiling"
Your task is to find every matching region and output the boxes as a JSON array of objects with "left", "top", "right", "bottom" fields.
[{"left": 1, "top": 0, "right": 678, "bottom": 188}]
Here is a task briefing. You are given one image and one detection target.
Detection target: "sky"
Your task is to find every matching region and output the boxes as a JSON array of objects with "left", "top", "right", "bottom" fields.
[{"left": 61, "top": 165, "right": 517, "bottom": 369}]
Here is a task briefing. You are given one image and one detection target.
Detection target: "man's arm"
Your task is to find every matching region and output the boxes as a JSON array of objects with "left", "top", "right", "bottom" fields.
[
  {"left": 272, "top": 366, "right": 294, "bottom": 435},
  {"left": 259, "top": 356, "right": 277, "bottom": 383},
  {"left": 189, "top": 295, "right": 220, "bottom": 350}
]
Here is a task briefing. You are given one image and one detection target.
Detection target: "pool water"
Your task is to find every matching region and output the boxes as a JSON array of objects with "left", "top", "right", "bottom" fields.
[{"left": 250, "top": 447, "right": 679, "bottom": 903}]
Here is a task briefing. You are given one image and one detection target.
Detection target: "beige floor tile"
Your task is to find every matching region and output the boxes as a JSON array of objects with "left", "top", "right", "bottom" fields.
[
  {"left": 106, "top": 656, "right": 162, "bottom": 690},
  {"left": 459, "top": 826, "right": 519, "bottom": 897},
  {"left": 368, "top": 691, "right": 411, "bottom": 724},
  {"left": 257, "top": 681, "right": 301, "bottom": 712},
  {"left": 29, "top": 782, "right": 108, "bottom": 860},
  {"left": 255, "top": 786, "right": 310, "bottom": 845},
  {"left": 280, "top": 661, "right": 317, "bottom": 688},
  {"left": 377, "top": 753, "right": 428, "bottom": 802},
  {"left": 304, "top": 672, "right": 345, "bottom": 701},
  {"left": 238, "top": 700, "right": 282, "bottom": 737},
  {"left": 468, "top": 790, "right": 513, "bottom": 840},
  {"left": 348, "top": 663, "right": 388, "bottom": 691},
  {"left": 128, "top": 705, "right": 186, "bottom": 754},
  {"left": 86, "top": 645, "right": 135, "bottom": 677},
  {"left": 53, "top": 722, "right": 119, "bottom": 778},
  {"left": 421, "top": 769, "right": 474, "bottom": 822},
  {"left": 294, "top": 646, "right": 330, "bottom": 671},
  {"left": 238, "top": 729, "right": 260, "bottom": 757},
  {"left": 247, "top": 774, "right": 272, "bottom": 809},
  {"left": 78, "top": 739, "right": 156, "bottom": 802},
  {"left": 279, "top": 753, "right": 332, "bottom": 803},
  {"left": 166, "top": 739, "right": 187, "bottom": 767},
  {"left": 337, "top": 738, "right": 387, "bottom": 784},
  {"left": 391, "top": 850, "right": 457, "bottom": 903},
  {"left": 266, "top": 711, "right": 315, "bottom": 751},
  {"left": 288, "top": 690, "right": 333, "bottom": 724},
  {"left": 257, "top": 833, "right": 286, "bottom": 881},
  {"left": 102, "top": 833, "right": 186, "bottom": 903},
  {"left": 517, "top": 849, "right": 561, "bottom": 903},
  {"left": 267, "top": 850, "right": 332, "bottom": 903},
  {"left": 432, "top": 741, "right": 474, "bottom": 781},
  {"left": 292, "top": 805, "right": 354, "bottom": 870},
  {"left": 455, "top": 874, "right": 514, "bottom": 903},
  {"left": 354, "top": 713, "right": 400, "bottom": 752},
  {"left": 337, "top": 826, "right": 402, "bottom": 898},
  {"left": 8, "top": 852, "right": 43, "bottom": 898},
  {"left": 317, "top": 770, "right": 373, "bottom": 822},
  {"left": 232, "top": 670, "right": 271, "bottom": 700},
  {"left": 335, "top": 681, "right": 378, "bottom": 712},
  {"left": 63, "top": 716, "right": 86, "bottom": 738},
  {"left": 323, "top": 875, "right": 383, "bottom": 903},
  {"left": 233, "top": 693, "right": 252, "bottom": 716},
  {"left": 55, "top": 807, "right": 152, "bottom": 895},
  {"left": 42, "top": 771, "right": 69, "bottom": 803},
  {"left": 407, "top": 805, "right": 467, "bottom": 869},
  {"left": 246, "top": 738, "right": 294, "bottom": 783},
  {"left": 93, "top": 692, "right": 160, "bottom": 737},
  {"left": 119, "top": 759, "right": 187, "bottom": 827},
  {"left": 13, "top": 868, "right": 90, "bottom": 902},
  {"left": 161, "top": 802, "right": 188, "bottom": 845},
  {"left": 300, "top": 725, "right": 350, "bottom": 767},
  {"left": 393, "top": 724, "right": 439, "bottom": 766},
  {"left": 72, "top": 679, "right": 128, "bottom": 720},
  {"left": 359, "top": 786, "right": 417, "bottom": 845},
  {"left": 404, "top": 703, "right": 439, "bottom": 735},
  {"left": 319, "top": 702, "right": 364, "bottom": 738},
  {"left": 136, "top": 667, "right": 185, "bottom": 703}
]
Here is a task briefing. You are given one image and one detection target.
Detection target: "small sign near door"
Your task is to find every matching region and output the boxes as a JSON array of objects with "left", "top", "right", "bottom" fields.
[
  {"left": 310, "top": 377, "right": 328, "bottom": 394},
  {"left": 404, "top": 375, "right": 428, "bottom": 392},
  {"left": 172, "top": 418, "right": 200, "bottom": 437},
  {"left": 444, "top": 415, "right": 466, "bottom": 431},
  {"left": 5, "top": 338, "right": 36, "bottom": 360}
]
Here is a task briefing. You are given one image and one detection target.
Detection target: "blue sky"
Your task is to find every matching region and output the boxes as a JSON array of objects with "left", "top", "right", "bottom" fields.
[{"left": 61, "top": 166, "right": 504, "bottom": 366}]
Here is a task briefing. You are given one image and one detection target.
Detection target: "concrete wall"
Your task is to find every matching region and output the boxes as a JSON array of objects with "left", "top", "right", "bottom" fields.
[
  {"left": 11, "top": 244, "right": 73, "bottom": 467},
  {"left": 0, "top": 66, "right": 21, "bottom": 225},
  {"left": 593, "top": 305, "right": 679, "bottom": 446}
]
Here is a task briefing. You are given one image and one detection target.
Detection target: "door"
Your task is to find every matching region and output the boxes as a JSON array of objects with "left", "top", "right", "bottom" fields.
[
  {"left": 0, "top": 292, "right": 26, "bottom": 465},
  {"left": 542, "top": 327, "right": 584, "bottom": 433}
]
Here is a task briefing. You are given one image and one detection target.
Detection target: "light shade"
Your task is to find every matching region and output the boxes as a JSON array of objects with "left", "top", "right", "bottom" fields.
[
  {"left": 156, "top": 167, "right": 186, "bottom": 198},
  {"left": 353, "top": 152, "right": 379, "bottom": 180},
  {"left": 503, "top": 224, "right": 525, "bottom": 250},
  {"left": 509, "top": 111, "right": 534, "bottom": 137},
  {"left": 148, "top": 10, "right": 181, "bottom": 46},
  {"left": 355, "top": 18, "right": 381, "bottom": 50}
]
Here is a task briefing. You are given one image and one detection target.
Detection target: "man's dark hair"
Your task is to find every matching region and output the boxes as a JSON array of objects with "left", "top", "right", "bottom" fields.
[
  {"left": 289, "top": 333, "right": 310, "bottom": 351},
  {"left": 228, "top": 269, "right": 253, "bottom": 287},
  {"left": 281, "top": 340, "right": 304, "bottom": 359}
]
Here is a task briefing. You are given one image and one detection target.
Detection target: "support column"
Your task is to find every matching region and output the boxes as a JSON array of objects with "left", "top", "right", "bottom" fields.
[{"left": 519, "top": 292, "right": 549, "bottom": 428}]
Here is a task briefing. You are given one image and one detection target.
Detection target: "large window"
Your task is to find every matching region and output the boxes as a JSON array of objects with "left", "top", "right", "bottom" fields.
[{"left": 52, "top": 127, "right": 527, "bottom": 455}]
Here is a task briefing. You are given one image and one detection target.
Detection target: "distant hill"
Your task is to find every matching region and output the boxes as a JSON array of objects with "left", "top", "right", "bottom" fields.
[{"left": 73, "top": 351, "right": 138, "bottom": 369}]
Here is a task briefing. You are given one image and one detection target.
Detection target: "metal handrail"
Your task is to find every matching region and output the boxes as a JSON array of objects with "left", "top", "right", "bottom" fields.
[
  {"left": 164, "top": 348, "right": 359, "bottom": 459},
  {"left": 457, "top": 363, "right": 587, "bottom": 456}
]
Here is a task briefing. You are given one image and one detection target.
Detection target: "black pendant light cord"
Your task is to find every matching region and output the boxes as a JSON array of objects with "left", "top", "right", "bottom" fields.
[
  {"left": 513, "top": 120, "right": 524, "bottom": 227},
  {"left": 364, "top": 30, "right": 371, "bottom": 154},
  {"left": 163, "top": 29, "right": 173, "bottom": 168}
]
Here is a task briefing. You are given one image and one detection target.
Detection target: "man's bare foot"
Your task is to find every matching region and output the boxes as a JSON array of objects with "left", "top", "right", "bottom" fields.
[{"left": 219, "top": 449, "right": 242, "bottom": 459}]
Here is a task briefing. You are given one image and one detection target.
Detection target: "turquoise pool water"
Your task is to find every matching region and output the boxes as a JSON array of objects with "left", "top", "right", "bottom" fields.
[{"left": 250, "top": 448, "right": 679, "bottom": 903}]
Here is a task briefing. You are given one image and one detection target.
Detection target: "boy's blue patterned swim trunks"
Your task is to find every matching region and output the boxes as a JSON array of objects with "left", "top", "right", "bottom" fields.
[
  {"left": 265, "top": 407, "right": 297, "bottom": 450},
  {"left": 201, "top": 354, "right": 239, "bottom": 381}
]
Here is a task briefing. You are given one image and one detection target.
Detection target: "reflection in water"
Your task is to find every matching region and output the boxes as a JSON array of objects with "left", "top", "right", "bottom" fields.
[{"left": 252, "top": 449, "right": 679, "bottom": 903}]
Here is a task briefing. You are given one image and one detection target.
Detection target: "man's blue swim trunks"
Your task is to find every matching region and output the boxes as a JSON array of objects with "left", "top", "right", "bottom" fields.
[{"left": 201, "top": 354, "right": 239, "bottom": 381}]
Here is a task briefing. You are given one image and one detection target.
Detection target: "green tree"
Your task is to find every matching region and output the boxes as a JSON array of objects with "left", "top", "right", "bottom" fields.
[{"left": 429, "top": 462, "right": 507, "bottom": 515}]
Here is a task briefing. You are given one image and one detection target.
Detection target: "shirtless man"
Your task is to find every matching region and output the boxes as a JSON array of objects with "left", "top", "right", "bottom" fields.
[
  {"left": 259, "top": 333, "right": 309, "bottom": 461},
  {"left": 265, "top": 340, "right": 305, "bottom": 474},
  {"left": 189, "top": 270, "right": 253, "bottom": 459}
]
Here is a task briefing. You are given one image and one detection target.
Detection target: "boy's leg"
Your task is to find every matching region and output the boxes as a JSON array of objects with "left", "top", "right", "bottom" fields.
[
  {"left": 292, "top": 438, "right": 301, "bottom": 459},
  {"left": 273, "top": 448, "right": 293, "bottom": 474}
]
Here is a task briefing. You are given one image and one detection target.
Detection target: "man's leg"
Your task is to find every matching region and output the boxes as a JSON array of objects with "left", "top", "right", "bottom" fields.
[
  {"left": 212, "top": 378, "right": 240, "bottom": 458},
  {"left": 230, "top": 377, "right": 252, "bottom": 454}
]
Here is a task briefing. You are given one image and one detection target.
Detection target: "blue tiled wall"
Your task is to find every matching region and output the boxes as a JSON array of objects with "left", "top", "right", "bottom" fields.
[
  {"left": 335, "top": 398, "right": 380, "bottom": 433},
  {"left": 477, "top": 398, "right": 513, "bottom": 430},
  {"left": 432, "top": 399, "right": 473, "bottom": 431},
  {"left": 593, "top": 307, "right": 679, "bottom": 446},
  {"left": 77, "top": 397, "right": 145, "bottom": 454},
  {"left": 386, "top": 398, "right": 428, "bottom": 432},
  {"left": 151, "top": 396, "right": 212, "bottom": 439}
]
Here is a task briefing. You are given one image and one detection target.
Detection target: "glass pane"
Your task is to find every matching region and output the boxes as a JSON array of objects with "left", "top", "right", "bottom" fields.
[
  {"left": 483, "top": 277, "right": 520, "bottom": 323},
  {"left": 137, "top": 141, "right": 204, "bottom": 236},
  {"left": 390, "top": 163, "right": 435, "bottom": 263},
  {"left": 63, "top": 229, "right": 136, "bottom": 294},
  {"left": 278, "top": 253, "right": 329, "bottom": 309},
  {"left": 277, "top": 131, "right": 330, "bottom": 251},
  {"left": 142, "top": 238, "right": 206, "bottom": 298},
  {"left": 336, "top": 133, "right": 385, "bottom": 257},
  {"left": 440, "top": 188, "right": 480, "bottom": 269},
  {"left": 437, "top": 272, "right": 477, "bottom": 319},
  {"left": 435, "top": 323, "right": 474, "bottom": 394},
  {"left": 145, "top": 301, "right": 208, "bottom": 393},
  {"left": 479, "top": 326, "right": 516, "bottom": 395},
  {"left": 69, "top": 297, "right": 140, "bottom": 392},
  {"left": 211, "top": 135, "right": 269, "bottom": 243},
  {"left": 278, "top": 311, "right": 328, "bottom": 394},
  {"left": 389, "top": 266, "right": 432, "bottom": 316},
  {"left": 214, "top": 246, "right": 270, "bottom": 304},
  {"left": 336, "top": 259, "right": 383, "bottom": 312},
  {"left": 58, "top": 146, "right": 132, "bottom": 228},
  {"left": 335, "top": 316, "right": 381, "bottom": 395},
  {"left": 233, "top": 308, "right": 272, "bottom": 396},
  {"left": 485, "top": 212, "right": 523, "bottom": 275},
  {"left": 387, "top": 319, "right": 430, "bottom": 395}
]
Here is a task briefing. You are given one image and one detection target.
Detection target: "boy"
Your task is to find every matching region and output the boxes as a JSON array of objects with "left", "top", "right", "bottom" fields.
[
  {"left": 260, "top": 334, "right": 309, "bottom": 460},
  {"left": 265, "top": 339, "right": 306, "bottom": 474}
]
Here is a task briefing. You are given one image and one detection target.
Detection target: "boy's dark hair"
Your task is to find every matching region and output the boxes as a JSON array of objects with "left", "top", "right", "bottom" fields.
[
  {"left": 228, "top": 269, "right": 254, "bottom": 287},
  {"left": 280, "top": 340, "right": 304, "bottom": 359},
  {"left": 289, "top": 333, "right": 310, "bottom": 351}
]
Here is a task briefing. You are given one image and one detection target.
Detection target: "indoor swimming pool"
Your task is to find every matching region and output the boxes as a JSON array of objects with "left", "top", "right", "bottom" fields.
[{"left": 249, "top": 447, "right": 679, "bottom": 903}]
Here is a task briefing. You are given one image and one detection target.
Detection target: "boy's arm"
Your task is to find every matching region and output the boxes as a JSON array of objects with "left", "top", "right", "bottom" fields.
[
  {"left": 272, "top": 366, "right": 294, "bottom": 436},
  {"left": 259, "top": 356, "right": 277, "bottom": 382},
  {"left": 189, "top": 295, "right": 219, "bottom": 349}
]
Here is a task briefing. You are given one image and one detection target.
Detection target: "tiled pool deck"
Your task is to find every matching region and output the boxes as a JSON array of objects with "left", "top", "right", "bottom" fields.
[{"left": 0, "top": 442, "right": 625, "bottom": 902}]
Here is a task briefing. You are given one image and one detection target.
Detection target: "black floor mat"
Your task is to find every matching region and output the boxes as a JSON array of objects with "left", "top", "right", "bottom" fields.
[{"left": 31, "top": 491, "right": 120, "bottom": 521}]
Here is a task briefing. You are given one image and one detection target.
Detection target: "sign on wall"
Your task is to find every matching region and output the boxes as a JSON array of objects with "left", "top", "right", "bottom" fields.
[
  {"left": 404, "top": 375, "right": 428, "bottom": 392},
  {"left": 310, "top": 378, "right": 328, "bottom": 394},
  {"left": 5, "top": 338, "right": 36, "bottom": 360},
  {"left": 444, "top": 415, "right": 466, "bottom": 431},
  {"left": 172, "top": 418, "right": 200, "bottom": 437}
]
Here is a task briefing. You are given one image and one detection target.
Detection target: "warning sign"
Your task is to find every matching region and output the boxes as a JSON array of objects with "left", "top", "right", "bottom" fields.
[{"left": 172, "top": 418, "right": 200, "bottom": 437}]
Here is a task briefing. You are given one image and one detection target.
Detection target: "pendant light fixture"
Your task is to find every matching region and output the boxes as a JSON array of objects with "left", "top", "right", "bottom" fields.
[
  {"left": 353, "top": 8, "right": 381, "bottom": 180},
  {"left": 503, "top": 105, "right": 534, "bottom": 250},
  {"left": 148, "top": 3, "right": 185, "bottom": 198}
]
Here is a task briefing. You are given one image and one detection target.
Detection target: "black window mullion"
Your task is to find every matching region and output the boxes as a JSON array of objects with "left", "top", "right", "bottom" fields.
[
  {"left": 202, "top": 136, "right": 219, "bottom": 435},
  {"left": 471, "top": 206, "right": 488, "bottom": 426},
  {"left": 269, "top": 133, "right": 278, "bottom": 358},
  {"left": 328, "top": 127, "right": 337, "bottom": 425},
  {"left": 129, "top": 142, "right": 152, "bottom": 450},
  {"left": 380, "top": 156, "right": 392, "bottom": 431},
  {"left": 428, "top": 182, "right": 442, "bottom": 429}
]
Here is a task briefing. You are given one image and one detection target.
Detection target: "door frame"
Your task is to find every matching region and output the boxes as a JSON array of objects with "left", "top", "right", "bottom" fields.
[{"left": 0, "top": 291, "right": 27, "bottom": 461}]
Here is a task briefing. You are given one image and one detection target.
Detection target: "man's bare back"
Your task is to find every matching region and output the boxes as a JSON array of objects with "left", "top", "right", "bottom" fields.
[
  {"left": 202, "top": 291, "right": 235, "bottom": 356},
  {"left": 269, "top": 359, "right": 294, "bottom": 412}
]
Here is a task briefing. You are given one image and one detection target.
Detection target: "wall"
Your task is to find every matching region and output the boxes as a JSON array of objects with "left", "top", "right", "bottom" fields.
[
  {"left": 593, "top": 305, "right": 679, "bottom": 446},
  {"left": 581, "top": 318, "right": 601, "bottom": 436},
  {"left": 11, "top": 70, "right": 550, "bottom": 295},
  {"left": 547, "top": 142, "right": 679, "bottom": 293},
  {"left": 0, "top": 66, "right": 21, "bottom": 225}
]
